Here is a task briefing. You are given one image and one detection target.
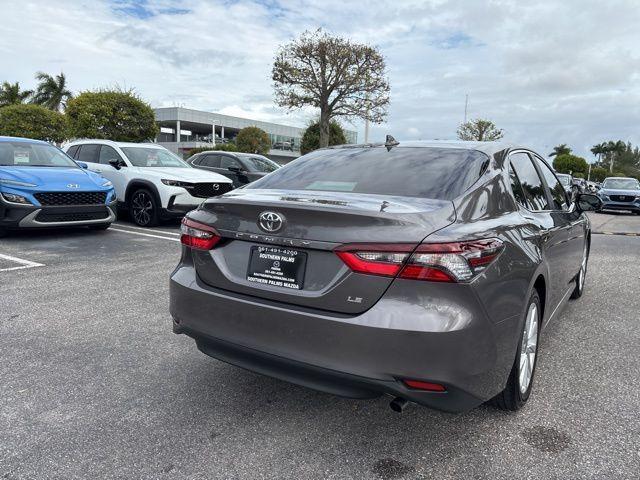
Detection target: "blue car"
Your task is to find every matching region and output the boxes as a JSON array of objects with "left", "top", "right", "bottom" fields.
[
  {"left": 0, "top": 136, "right": 117, "bottom": 237},
  {"left": 597, "top": 177, "right": 640, "bottom": 215}
]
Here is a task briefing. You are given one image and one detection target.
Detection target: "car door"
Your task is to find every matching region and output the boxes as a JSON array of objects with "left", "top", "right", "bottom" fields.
[
  {"left": 97, "top": 145, "right": 128, "bottom": 202},
  {"left": 219, "top": 154, "right": 244, "bottom": 187},
  {"left": 532, "top": 154, "right": 586, "bottom": 289},
  {"left": 75, "top": 144, "right": 101, "bottom": 171},
  {"left": 509, "top": 151, "right": 571, "bottom": 315}
]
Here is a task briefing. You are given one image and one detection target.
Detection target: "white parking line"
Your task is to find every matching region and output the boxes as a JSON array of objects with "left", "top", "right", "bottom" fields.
[
  {"left": 109, "top": 227, "right": 181, "bottom": 242},
  {"left": 113, "top": 223, "right": 181, "bottom": 236},
  {"left": 0, "top": 253, "right": 45, "bottom": 272}
]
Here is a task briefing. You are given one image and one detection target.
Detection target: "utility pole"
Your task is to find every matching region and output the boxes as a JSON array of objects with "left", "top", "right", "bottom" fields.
[
  {"left": 587, "top": 162, "right": 592, "bottom": 182},
  {"left": 464, "top": 94, "right": 469, "bottom": 123},
  {"left": 364, "top": 117, "right": 370, "bottom": 143}
]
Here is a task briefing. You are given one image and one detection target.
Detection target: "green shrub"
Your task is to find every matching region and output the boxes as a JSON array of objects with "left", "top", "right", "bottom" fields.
[
  {"left": 0, "top": 104, "right": 67, "bottom": 143},
  {"left": 552, "top": 153, "right": 588, "bottom": 176},
  {"left": 300, "top": 120, "right": 346, "bottom": 155},
  {"left": 236, "top": 126, "right": 271, "bottom": 154},
  {"left": 66, "top": 90, "right": 158, "bottom": 142}
]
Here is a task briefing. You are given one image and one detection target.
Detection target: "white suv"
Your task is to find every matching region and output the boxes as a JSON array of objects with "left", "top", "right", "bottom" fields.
[{"left": 64, "top": 140, "right": 233, "bottom": 227}]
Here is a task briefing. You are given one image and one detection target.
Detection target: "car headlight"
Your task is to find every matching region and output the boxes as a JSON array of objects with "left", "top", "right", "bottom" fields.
[
  {"left": 102, "top": 180, "right": 113, "bottom": 187},
  {"left": 161, "top": 179, "right": 192, "bottom": 187},
  {"left": 1, "top": 192, "right": 33, "bottom": 205},
  {"left": 0, "top": 179, "right": 37, "bottom": 187}
]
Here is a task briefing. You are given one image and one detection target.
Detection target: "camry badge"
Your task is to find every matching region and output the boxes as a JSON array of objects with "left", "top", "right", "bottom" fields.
[
  {"left": 258, "top": 211, "right": 284, "bottom": 233},
  {"left": 67, "top": 184, "right": 79, "bottom": 188}
]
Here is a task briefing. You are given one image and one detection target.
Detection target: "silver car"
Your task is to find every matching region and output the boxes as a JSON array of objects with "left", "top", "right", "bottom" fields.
[{"left": 170, "top": 141, "right": 601, "bottom": 413}]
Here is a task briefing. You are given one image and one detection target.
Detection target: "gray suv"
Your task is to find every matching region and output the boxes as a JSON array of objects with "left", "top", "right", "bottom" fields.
[{"left": 170, "top": 141, "right": 601, "bottom": 413}]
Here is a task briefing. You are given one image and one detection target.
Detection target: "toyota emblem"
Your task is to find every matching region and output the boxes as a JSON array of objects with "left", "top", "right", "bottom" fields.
[{"left": 258, "top": 211, "right": 284, "bottom": 233}]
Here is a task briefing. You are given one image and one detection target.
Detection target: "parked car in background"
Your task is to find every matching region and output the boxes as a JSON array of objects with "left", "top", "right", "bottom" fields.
[
  {"left": 556, "top": 173, "right": 573, "bottom": 195},
  {"left": 597, "top": 177, "right": 640, "bottom": 214},
  {"left": 0, "top": 136, "right": 116, "bottom": 237},
  {"left": 187, "top": 151, "right": 281, "bottom": 188},
  {"left": 171, "top": 140, "right": 602, "bottom": 413},
  {"left": 585, "top": 181, "right": 600, "bottom": 193},
  {"left": 273, "top": 141, "right": 293, "bottom": 151},
  {"left": 571, "top": 177, "right": 586, "bottom": 193},
  {"left": 64, "top": 140, "right": 233, "bottom": 227}
]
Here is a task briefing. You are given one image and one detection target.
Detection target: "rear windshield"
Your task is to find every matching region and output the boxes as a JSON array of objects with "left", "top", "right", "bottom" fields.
[{"left": 246, "top": 147, "right": 489, "bottom": 200}]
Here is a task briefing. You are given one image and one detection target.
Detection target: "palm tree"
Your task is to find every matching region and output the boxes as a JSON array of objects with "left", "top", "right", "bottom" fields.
[
  {"left": 32, "top": 71, "right": 72, "bottom": 111},
  {"left": 605, "top": 140, "right": 626, "bottom": 173},
  {"left": 0, "top": 81, "right": 33, "bottom": 107},
  {"left": 590, "top": 143, "right": 607, "bottom": 163},
  {"left": 549, "top": 144, "right": 572, "bottom": 157}
]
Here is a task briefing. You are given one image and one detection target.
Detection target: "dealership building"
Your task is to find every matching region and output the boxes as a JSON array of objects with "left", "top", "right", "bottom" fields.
[{"left": 154, "top": 107, "right": 357, "bottom": 163}]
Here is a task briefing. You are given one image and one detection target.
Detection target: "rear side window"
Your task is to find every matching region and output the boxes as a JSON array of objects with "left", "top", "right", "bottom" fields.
[
  {"left": 200, "top": 154, "right": 221, "bottom": 168},
  {"left": 509, "top": 163, "right": 530, "bottom": 210},
  {"left": 77, "top": 144, "right": 100, "bottom": 163},
  {"left": 66, "top": 145, "right": 79, "bottom": 158},
  {"left": 247, "top": 147, "right": 489, "bottom": 200},
  {"left": 509, "top": 153, "right": 549, "bottom": 211},
  {"left": 533, "top": 156, "right": 568, "bottom": 210}
]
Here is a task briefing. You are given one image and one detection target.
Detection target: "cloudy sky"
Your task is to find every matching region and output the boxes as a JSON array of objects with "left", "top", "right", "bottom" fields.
[{"left": 1, "top": 0, "right": 639, "bottom": 159}]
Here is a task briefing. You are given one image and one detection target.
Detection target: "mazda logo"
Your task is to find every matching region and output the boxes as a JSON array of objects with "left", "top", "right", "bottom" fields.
[
  {"left": 67, "top": 184, "right": 79, "bottom": 188},
  {"left": 259, "top": 211, "right": 284, "bottom": 233}
]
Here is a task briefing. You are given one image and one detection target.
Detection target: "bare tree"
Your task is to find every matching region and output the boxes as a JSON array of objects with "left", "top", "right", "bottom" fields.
[
  {"left": 457, "top": 118, "right": 504, "bottom": 141},
  {"left": 273, "top": 29, "right": 390, "bottom": 148}
]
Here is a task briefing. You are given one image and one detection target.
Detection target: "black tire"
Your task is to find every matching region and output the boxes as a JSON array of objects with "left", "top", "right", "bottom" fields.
[
  {"left": 88, "top": 223, "right": 111, "bottom": 231},
  {"left": 570, "top": 242, "right": 589, "bottom": 299},
  {"left": 490, "top": 291, "right": 541, "bottom": 411},
  {"left": 0, "top": 227, "right": 7, "bottom": 238},
  {"left": 129, "top": 189, "right": 159, "bottom": 227}
]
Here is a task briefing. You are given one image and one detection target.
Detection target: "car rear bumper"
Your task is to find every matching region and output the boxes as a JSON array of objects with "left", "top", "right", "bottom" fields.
[{"left": 170, "top": 260, "right": 521, "bottom": 413}]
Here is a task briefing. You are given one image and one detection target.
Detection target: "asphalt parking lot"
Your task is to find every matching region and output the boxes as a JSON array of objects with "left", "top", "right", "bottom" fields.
[{"left": 1, "top": 212, "right": 639, "bottom": 479}]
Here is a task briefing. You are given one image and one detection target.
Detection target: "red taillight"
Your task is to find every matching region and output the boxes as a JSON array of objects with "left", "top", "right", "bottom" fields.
[
  {"left": 180, "top": 217, "right": 221, "bottom": 250},
  {"left": 334, "top": 244, "right": 414, "bottom": 277},
  {"left": 403, "top": 379, "right": 447, "bottom": 392},
  {"left": 335, "top": 239, "right": 504, "bottom": 283}
]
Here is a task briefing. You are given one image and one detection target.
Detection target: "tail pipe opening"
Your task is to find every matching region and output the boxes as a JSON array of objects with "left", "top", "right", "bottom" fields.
[{"left": 389, "top": 397, "right": 409, "bottom": 413}]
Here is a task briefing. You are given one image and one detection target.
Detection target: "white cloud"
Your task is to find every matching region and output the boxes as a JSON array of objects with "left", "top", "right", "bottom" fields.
[{"left": 1, "top": 0, "right": 639, "bottom": 159}]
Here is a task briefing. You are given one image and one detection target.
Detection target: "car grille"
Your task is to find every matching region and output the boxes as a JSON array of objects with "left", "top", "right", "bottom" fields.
[
  {"left": 190, "top": 183, "right": 233, "bottom": 198},
  {"left": 34, "top": 191, "right": 107, "bottom": 206},
  {"left": 610, "top": 195, "right": 635, "bottom": 202},
  {"left": 35, "top": 209, "right": 110, "bottom": 223}
]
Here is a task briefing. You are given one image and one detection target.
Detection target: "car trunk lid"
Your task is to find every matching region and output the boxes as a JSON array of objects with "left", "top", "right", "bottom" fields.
[{"left": 189, "top": 189, "right": 456, "bottom": 314}]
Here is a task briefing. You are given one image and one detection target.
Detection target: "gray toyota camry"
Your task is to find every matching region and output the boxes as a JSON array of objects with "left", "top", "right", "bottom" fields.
[{"left": 170, "top": 140, "right": 602, "bottom": 413}]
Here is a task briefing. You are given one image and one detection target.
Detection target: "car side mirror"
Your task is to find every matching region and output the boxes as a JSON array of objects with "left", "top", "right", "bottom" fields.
[
  {"left": 576, "top": 193, "right": 602, "bottom": 212},
  {"left": 108, "top": 158, "right": 124, "bottom": 169},
  {"left": 76, "top": 161, "right": 88, "bottom": 169},
  {"left": 228, "top": 165, "right": 242, "bottom": 173}
]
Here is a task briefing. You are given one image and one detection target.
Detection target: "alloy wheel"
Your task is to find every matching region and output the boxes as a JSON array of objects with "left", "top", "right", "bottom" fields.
[
  {"left": 132, "top": 192, "right": 153, "bottom": 226},
  {"left": 518, "top": 303, "right": 539, "bottom": 394}
]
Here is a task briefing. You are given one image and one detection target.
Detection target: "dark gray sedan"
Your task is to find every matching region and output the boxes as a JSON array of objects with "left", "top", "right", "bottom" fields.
[
  {"left": 186, "top": 151, "right": 281, "bottom": 188},
  {"left": 170, "top": 141, "right": 601, "bottom": 413}
]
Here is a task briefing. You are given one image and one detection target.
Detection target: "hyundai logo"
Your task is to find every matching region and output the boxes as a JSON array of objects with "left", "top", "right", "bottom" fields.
[
  {"left": 258, "top": 211, "right": 284, "bottom": 233},
  {"left": 67, "top": 184, "right": 79, "bottom": 188}
]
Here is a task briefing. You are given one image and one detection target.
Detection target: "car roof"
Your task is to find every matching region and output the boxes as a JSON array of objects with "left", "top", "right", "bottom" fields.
[
  {"left": 66, "top": 139, "right": 165, "bottom": 149},
  {"left": 603, "top": 176, "right": 637, "bottom": 180},
  {"left": 0, "top": 136, "right": 49, "bottom": 145},
  {"left": 326, "top": 140, "right": 520, "bottom": 157}
]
